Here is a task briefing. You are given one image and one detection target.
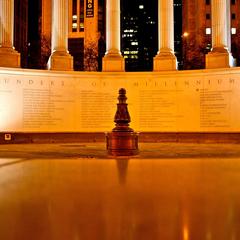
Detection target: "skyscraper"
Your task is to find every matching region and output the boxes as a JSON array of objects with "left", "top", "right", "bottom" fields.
[
  {"left": 121, "top": 0, "right": 158, "bottom": 71},
  {"left": 121, "top": 0, "right": 183, "bottom": 71}
]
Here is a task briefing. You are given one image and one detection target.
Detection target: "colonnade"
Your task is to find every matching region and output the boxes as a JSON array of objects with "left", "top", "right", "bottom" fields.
[{"left": 0, "top": 0, "right": 234, "bottom": 71}]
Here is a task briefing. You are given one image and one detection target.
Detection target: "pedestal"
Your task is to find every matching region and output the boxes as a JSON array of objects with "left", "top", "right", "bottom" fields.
[
  {"left": 153, "top": 52, "right": 177, "bottom": 71},
  {"left": 0, "top": 47, "right": 20, "bottom": 68},
  {"left": 106, "top": 132, "right": 139, "bottom": 156},
  {"left": 106, "top": 88, "right": 138, "bottom": 156},
  {"left": 48, "top": 51, "right": 73, "bottom": 71},
  {"left": 102, "top": 54, "right": 125, "bottom": 72},
  {"left": 206, "top": 51, "right": 235, "bottom": 69}
]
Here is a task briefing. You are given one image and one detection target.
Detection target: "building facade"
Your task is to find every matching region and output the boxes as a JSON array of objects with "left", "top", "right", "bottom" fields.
[{"left": 182, "top": 0, "right": 240, "bottom": 69}]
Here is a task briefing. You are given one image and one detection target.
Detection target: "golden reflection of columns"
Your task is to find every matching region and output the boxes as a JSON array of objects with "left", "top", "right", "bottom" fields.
[
  {"left": 102, "top": 0, "right": 124, "bottom": 72},
  {"left": 206, "top": 0, "right": 234, "bottom": 68},
  {"left": 48, "top": 0, "right": 73, "bottom": 71},
  {"left": 153, "top": 0, "right": 177, "bottom": 71},
  {"left": 0, "top": 0, "right": 20, "bottom": 68}
]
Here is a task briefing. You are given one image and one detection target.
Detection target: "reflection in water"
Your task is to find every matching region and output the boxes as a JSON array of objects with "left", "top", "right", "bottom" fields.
[
  {"left": 183, "top": 224, "right": 189, "bottom": 240},
  {"left": 182, "top": 201, "right": 189, "bottom": 240},
  {"left": 0, "top": 158, "right": 240, "bottom": 239},
  {"left": 116, "top": 159, "right": 129, "bottom": 185}
]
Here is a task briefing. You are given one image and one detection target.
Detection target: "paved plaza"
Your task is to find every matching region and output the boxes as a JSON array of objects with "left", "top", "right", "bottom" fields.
[{"left": 0, "top": 142, "right": 240, "bottom": 239}]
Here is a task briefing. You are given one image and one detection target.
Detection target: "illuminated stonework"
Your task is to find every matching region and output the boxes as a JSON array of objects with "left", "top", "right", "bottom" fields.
[
  {"left": 47, "top": 0, "right": 73, "bottom": 71},
  {"left": 102, "top": 0, "right": 125, "bottom": 71},
  {"left": 1, "top": 67, "right": 240, "bottom": 132},
  {"left": 154, "top": 0, "right": 177, "bottom": 71}
]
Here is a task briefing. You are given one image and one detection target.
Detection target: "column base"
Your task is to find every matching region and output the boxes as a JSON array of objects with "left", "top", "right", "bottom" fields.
[
  {"left": 48, "top": 51, "right": 73, "bottom": 71},
  {"left": 0, "top": 47, "right": 20, "bottom": 68},
  {"left": 102, "top": 53, "right": 125, "bottom": 72},
  {"left": 153, "top": 52, "right": 177, "bottom": 71},
  {"left": 206, "top": 51, "right": 235, "bottom": 69}
]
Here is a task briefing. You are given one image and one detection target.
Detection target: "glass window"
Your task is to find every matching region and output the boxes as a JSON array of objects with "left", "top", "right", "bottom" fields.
[
  {"left": 72, "top": 0, "right": 77, "bottom": 32},
  {"left": 70, "top": 0, "right": 85, "bottom": 33},
  {"left": 206, "top": 28, "right": 211, "bottom": 35},
  {"left": 79, "top": 0, "right": 84, "bottom": 32},
  {"left": 231, "top": 28, "right": 236, "bottom": 34}
]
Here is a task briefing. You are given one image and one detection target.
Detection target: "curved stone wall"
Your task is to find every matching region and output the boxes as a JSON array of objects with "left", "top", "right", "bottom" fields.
[{"left": 1, "top": 67, "right": 240, "bottom": 133}]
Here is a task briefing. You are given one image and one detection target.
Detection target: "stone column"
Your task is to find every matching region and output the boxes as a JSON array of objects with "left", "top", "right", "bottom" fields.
[
  {"left": 0, "top": 0, "right": 20, "bottom": 68},
  {"left": 154, "top": 0, "right": 177, "bottom": 71},
  {"left": 48, "top": 0, "right": 73, "bottom": 71},
  {"left": 102, "top": 0, "right": 124, "bottom": 72},
  {"left": 206, "top": 0, "right": 234, "bottom": 68}
]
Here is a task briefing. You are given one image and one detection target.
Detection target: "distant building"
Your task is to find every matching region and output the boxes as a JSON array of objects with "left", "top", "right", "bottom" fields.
[{"left": 182, "top": 0, "right": 240, "bottom": 69}]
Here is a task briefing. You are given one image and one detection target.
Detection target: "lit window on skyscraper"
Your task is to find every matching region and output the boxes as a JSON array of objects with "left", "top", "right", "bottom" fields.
[
  {"left": 231, "top": 28, "right": 237, "bottom": 34},
  {"left": 206, "top": 28, "right": 211, "bottom": 35}
]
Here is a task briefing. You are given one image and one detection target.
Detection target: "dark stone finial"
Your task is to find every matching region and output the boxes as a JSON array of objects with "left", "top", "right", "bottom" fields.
[
  {"left": 113, "top": 88, "right": 132, "bottom": 132},
  {"left": 106, "top": 88, "right": 139, "bottom": 156},
  {"left": 118, "top": 88, "right": 127, "bottom": 103}
]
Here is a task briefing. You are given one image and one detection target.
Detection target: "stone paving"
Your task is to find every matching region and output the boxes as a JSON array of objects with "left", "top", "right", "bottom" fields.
[
  {"left": 1, "top": 142, "right": 240, "bottom": 160},
  {"left": 1, "top": 143, "right": 240, "bottom": 239}
]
